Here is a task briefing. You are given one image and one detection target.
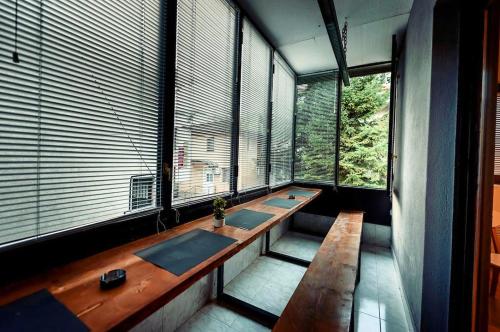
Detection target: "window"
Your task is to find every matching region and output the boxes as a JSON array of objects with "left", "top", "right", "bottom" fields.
[
  {"left": 0, "top": 1, "right": 162, "bottom": 246},
  {"left": 206, "top": 137, "right": 215, "bottom": 152},
  {"left": 172, "top": 0, "right": 236, "bottom": 206},
  {"left": 294, "top": 72, "right": 339, "bottom": 183},
  {"left": 238, "top": 19, "right": 271, "bottom": 192},
  {"left": 130, "top": 176, "right": 154, "bottom": 211},
  {"left": 270, "top": 54, "right": 295, "bottom": 186},
  {"left": 339, "top": 72, "right": 391, "bottom": 188},
  {"left": 222, "top": 167, "right": 230, "bottom": 183}
]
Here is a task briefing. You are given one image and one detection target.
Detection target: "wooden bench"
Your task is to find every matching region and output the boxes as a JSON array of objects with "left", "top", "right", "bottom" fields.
[
  {"left": 273, "top": 211, "right": 364, "bottom": 332},
  {"left": 0, "top": 186, "right": 321, "bottom": 331}
]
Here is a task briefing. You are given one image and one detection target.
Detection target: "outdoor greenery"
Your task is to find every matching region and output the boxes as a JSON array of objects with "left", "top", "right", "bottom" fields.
[
  {"left": 294, "top": 75, "right": 337, "bottom": 183},
  {"left": 339, "top": 73, "right": 390, "bottom": 188}
]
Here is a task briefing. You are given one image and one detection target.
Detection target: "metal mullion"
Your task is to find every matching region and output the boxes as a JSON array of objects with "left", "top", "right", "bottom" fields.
[
  {"left": 160, "top": 0, "right": 177, "bottom": 227},
  {"left": 291, "top": 74, "right": 298, "bottom": 182},
  {"left": 335, "top": 72, "right": 342, "bottom": 186},
  {"left": 230, "top": 9, "right": 243, "bottom": 195},
  {"left": 265, "top": 50, "right": 275, "bottom": 187}
]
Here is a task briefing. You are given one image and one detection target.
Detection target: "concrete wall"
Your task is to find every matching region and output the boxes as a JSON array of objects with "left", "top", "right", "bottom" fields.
[
  {"left": 391, "top": 0, "right": 436, "bottom": 330},
  {"left": 132, "top": 219, "right": 290, "bottom": 331}
]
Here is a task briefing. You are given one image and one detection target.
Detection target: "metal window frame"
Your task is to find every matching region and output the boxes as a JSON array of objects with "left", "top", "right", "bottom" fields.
[
  {"left": 293, "top": 70, "right": 340, "bottom": 186},
  {"left": 336, "top": 61, "right": 394, "bottom": 190}
]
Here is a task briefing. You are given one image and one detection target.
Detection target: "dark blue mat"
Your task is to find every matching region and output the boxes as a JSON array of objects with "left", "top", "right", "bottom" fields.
[
  {"left": 263, "top": 197, "right": 301, "bottom": 209},
  {"left": 225, "top": 209, "right": 275, "bottom": 230},
  {"left": 0, "top": 289, "right": 88, "bottom": 332},
  {"left": 287, "top": 189, "right": 315, "bottom": 197},
  {"left": 135, "top": 229, "right": 237, "bottom": 276}
]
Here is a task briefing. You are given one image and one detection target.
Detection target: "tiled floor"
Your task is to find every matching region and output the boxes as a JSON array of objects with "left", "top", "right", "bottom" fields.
[
  {"left": 177, "top": 240, "right": 409, "bottom": 332},
  {"left": 354, "top": 244, "right": 410, "bottom": 332},
  {"left": 224, "top": 256, "right": 307, "bottom": 316},
  {"left": 177, "top": 302, "right": 270, "bottom": 332},
  {"left": 269, "top": 231, "right": 323, "bottom": 262}
]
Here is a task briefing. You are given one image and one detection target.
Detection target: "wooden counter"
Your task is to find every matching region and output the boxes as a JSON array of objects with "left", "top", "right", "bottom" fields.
[
  {"left": 0, "top": 186, "right": 321, "bottom": 331},
  {"left": 273, "top": 211, "right": 363, "bottom": 332}
]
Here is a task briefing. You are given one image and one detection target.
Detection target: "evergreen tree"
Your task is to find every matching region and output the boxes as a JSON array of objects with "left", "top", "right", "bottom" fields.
[{"left": 339, "top": 73, "right": 390, "bottom": 187}]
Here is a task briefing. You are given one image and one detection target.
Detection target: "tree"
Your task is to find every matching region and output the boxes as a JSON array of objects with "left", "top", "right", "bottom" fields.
[{"left": 339, "top": 73, "right": 390, "bottom": 188}]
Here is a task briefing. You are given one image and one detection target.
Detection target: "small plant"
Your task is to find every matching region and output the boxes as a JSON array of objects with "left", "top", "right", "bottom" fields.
[{"left": 213, "top": 197, "right": 227, "bottom": 220}]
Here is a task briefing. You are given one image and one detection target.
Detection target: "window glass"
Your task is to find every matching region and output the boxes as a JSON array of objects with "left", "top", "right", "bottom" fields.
[
  {"left": 269, "top": 54, "right": 295, "bottom": 186},
  {"left": 0, "top": 0, "right": 162, "bottom": 245},
  {"left": 238, "top": 18, "right": 271, "bottom": 192},
  {"left": 339, "top": 72, "right": 391, "bottom": 188},
  {"left": 294, "top": 72, "right": 339, "bottom": 183},
  {"left": 172, "top": 0, "right": 236, "bottom": 205}
]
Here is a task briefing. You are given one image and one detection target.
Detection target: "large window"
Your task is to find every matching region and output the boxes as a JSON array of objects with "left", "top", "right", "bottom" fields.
[
  {"left": 339, "top": 72, "right": 391, "bottom": 188},
  {"left": 294, "top": 72, "right": 339, "bottom": 183},
  {"left": 237, "top": 19, "right": 271, "bottom": 192},
  {"left": 172, "top": 0, "right": 236, "bottom": 205},
  {"left": 269, "top": 55, "right": 295, "bottom": 186},
  {"left": 0, "top": 0, "right": 162, "bottom": 245}
]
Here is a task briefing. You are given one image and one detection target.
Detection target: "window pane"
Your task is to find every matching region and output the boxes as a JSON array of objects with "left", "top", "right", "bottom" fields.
[
  {"left": 339, "top": 72, "right": 391, "bottom": 188},
  {"left": 294, "top": 72, "right": 338, "bottom": 183},
  {"left": 238, "top": 19, "right": 271, "bottom": 192},
  {"left": 172, "top": 0, "right": 236, "bottom": 205},
  {"left": 0, "top": 0, "right": 162, "bottom": 245},
  {"left": 270, "top": 54, "right": 295, "bottom": 186}
]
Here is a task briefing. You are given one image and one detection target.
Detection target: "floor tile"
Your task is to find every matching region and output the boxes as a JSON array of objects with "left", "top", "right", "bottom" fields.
[
  {"left": 270, "top": 231, "right": 323, "bottom": 262},
  {"left": 381, "top": 319, "right": 409, "bottom": 332},
  {"left": 177, "top": 311, "right": 233, "bottom": 332},
  {"left": 354, "top": 311, "right": 381, "bottom": 332}
]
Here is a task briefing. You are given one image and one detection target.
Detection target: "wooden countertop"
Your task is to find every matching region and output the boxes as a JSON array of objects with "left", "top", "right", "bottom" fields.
[
  {"left": 273, "top": 210, "right": 363, "bottom": 332},
  {"left": 0, "top": 186, "right": 321, "bottom": 331}
]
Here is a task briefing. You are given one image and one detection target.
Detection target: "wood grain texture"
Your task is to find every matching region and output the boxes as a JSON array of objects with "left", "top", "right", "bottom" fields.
[
  {"left": 0, "top": 186, "right": 320, "bottom": 331},
  {"left": 273, "top": 210, "right": 363, "bottom": 332}
]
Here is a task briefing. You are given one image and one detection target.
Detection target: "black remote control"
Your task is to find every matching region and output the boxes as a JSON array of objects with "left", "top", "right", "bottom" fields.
[{"left": 100, "top": 269, "right": 126, "bottom": 290}]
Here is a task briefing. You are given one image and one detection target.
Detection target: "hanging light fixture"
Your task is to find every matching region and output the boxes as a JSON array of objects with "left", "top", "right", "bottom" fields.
[
  {"left": 12, "top": 0, "right": 20, "bottom": 63},
  {"left": 342, "top": 17, "right": 348, "bottom": 60}
]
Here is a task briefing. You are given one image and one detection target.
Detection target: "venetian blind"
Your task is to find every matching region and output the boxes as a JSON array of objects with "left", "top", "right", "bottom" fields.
[
  {"left": 0, "top": 0, "right": 162, "bottom": 246},
  {"left": 172, "top": 0, "right": 236, "bottom": 206},
  {"left": 294, "top": 72, "right": 338, "bottom": 183},
  {"left": 269, "top": 53, "right": 295, "bottom": 186},
  {"left": 237, "top": 19, "right": 271, "bottom": 192}
]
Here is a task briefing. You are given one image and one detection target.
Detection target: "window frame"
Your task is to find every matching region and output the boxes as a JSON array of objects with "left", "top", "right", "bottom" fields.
[
  {"left": 293, "top": 70, "right": 340, "bottom": 185},
  {"left": 336, "top": 61, "right": 395, "bottom": 191}
]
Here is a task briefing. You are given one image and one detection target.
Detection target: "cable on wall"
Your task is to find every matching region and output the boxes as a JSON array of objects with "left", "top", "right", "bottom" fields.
[{"left": 12, "top": 0, "right": 20, "bottom": 63}]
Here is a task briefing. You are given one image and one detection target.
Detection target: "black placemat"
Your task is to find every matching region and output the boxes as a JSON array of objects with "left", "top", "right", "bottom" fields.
[
  {"left": 135, "top": 229, "right": 237, "bottom": 276},
  {"left": 288, "top": 189, "right": 315, "bottom": 197},
  {"left": 225, "top": 209, "right": 275, "bottom": 230},
  {"left": 263, "top": 197, "right": 301, "bottom": 209},
  {"left": 0, "top": 289, "right": 89, "bottom": 332}
]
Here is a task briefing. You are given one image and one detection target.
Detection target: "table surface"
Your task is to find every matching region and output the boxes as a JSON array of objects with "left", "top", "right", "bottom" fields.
[
  {"left": 273, "top": 210, "right": 364, "bottom": 332},
  {"left": 0, "top": 186, "right": 321, "bottom": 331}
]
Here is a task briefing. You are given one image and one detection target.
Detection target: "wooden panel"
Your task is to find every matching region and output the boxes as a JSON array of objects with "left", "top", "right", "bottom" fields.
[
  {"left": 273, "top": 211, "right": 363, "bottom": 332},
  {"left": 0, "top": 186, "right": 320, "bottom": 331}
]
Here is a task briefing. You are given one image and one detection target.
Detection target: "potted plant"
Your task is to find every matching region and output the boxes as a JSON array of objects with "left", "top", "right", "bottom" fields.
[{"left": 213, "top": 197, "right": 227, "bottom": 228}]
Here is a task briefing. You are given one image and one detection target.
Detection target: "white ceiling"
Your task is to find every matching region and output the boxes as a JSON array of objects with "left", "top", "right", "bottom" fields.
[{"left": 237, "top": 0, "right": 413, "bottom": 75}]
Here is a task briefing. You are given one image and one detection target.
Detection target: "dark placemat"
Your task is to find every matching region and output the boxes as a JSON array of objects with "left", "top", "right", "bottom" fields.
[
  {"left": 288, "top": 189, "right": 315, "bottom": 197},
  {"left": 263, "top": 197, "right": 301, "bottom": 209},
  {"left": 225, "top": 209, "right": 275, "bottom": 230},
  {"left": 135, "top": 229, "right": 237, "bottom": 276},
  {"left": 0, "top": 289, "right": 89, "bottom": 332}
]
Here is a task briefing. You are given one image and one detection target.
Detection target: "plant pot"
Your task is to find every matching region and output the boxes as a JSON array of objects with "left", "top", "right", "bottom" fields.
[{"left": 213, "top": 217, "right": 225, "bottom": 228}]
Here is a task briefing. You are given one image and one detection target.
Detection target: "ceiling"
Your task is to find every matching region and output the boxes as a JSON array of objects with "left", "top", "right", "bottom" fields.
[{"left": 237, "top": 0, "right": 413, "bottom": 75}]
